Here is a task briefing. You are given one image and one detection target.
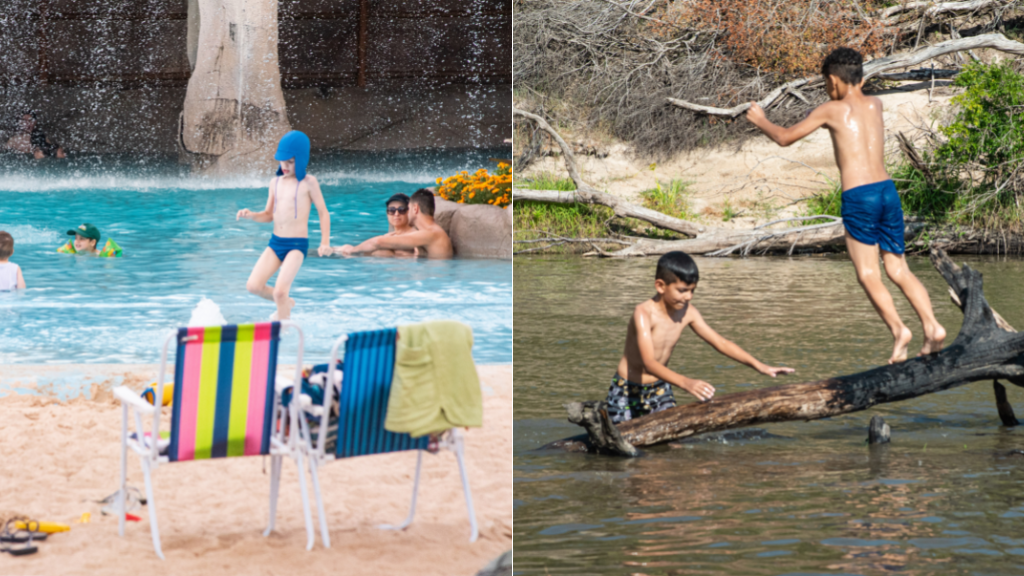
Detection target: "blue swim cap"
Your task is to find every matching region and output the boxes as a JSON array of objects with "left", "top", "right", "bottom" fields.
[{"left": 274, "top": 130, "right": 311, "bottom": 181}]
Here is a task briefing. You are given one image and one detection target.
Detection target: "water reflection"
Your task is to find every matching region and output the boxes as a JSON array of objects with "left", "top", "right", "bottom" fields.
[{"left": 514, "top": 255, "right": 1024, "bottom": 575}]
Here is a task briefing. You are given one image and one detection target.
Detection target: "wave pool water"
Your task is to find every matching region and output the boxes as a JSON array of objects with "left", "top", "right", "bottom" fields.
[{"left": 0, "top": 151, "right": 512, "bottom": 366}]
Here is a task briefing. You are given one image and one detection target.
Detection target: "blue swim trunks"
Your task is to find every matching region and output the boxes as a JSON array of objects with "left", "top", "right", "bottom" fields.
[
  {"left": 268, "top": 234, "right": 309, "bottom": 261},
  {"left": 841, "top": 179, "right": 905, "bottom": 255}
]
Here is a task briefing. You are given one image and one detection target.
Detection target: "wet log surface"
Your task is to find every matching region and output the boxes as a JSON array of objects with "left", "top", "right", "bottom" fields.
[{"left": 560, "top": 248, "right": 1024, "bottom": 455}]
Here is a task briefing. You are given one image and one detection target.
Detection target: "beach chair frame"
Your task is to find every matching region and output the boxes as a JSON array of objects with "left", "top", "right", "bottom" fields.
[
  {"left": 297, "top": 330, "right": 479, "bottom": 548},
  {"left": 112, "top": 321, "right": 315, "bottom": 559}
]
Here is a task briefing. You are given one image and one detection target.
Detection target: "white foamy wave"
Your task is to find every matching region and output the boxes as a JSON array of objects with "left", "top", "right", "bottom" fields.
[
  {"left": 0, "top": 174, "right": 272, "bottom": 193},
  {"left": 0, "top": 224, "right": 63, "bottom": 245}
]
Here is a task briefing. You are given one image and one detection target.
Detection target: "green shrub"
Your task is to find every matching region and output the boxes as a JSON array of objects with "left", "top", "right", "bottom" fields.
[
  {"left": 516, "top": 172, "right": 576, "bottom": 191},
  {"left": 638, "top": 179, "right": 694, "bottom": 220}
]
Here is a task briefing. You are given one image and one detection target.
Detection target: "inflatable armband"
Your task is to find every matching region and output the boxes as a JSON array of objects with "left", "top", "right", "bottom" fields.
[
  {"left": 57, "top": 238, "right": 123, "bottom": 257},
  {"left": 98, "top": 238, "right": 122, "bottom": 258}
]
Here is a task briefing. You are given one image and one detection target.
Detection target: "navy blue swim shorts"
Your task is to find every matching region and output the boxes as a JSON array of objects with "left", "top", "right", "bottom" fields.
[
  {"left": 841, "top": 179, "right": 905, "bottom": 255},
  {"left": 268, "top": 234, "right": 309, "bottom": 261}
]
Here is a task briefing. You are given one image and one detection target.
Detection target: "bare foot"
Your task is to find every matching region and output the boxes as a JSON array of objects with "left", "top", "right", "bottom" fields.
[
  {"left": 272, "top": 298, "right": 296, "bottom": 321},
  {"left": 919, "top": 324, "right": 947, "bottom": 357},
  {"left": 889, "top": 326, "right": 912, "bottom": 364}
]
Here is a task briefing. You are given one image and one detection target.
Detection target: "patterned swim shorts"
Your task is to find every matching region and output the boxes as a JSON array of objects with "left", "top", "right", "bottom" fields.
[{"left": 604, "top": 374, "right": 677, "bottom": 424}]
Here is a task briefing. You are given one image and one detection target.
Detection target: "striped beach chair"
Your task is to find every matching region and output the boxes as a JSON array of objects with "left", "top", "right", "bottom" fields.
[
  {"left": 296, "top": 328, "right": 478, "bottom": 548},
  {"left": 112, "top": 321, "right": 314, "bottom": 559}
]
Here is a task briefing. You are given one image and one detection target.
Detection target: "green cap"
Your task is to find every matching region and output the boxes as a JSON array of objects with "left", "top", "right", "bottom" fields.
[{"left": 67, "top": 223, "right": 100, "bottom": 241}]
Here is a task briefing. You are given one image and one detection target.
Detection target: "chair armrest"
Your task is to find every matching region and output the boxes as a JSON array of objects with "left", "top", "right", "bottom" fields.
[{"left": 113, "top": 386, "right": 157, "bottom": 415}]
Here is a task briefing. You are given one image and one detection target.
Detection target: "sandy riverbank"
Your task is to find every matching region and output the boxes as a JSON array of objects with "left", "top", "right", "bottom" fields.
[
  {"left": 0, "top": 363, "right": 511, "bottom": 576},
  {"left": 519, "top": 84, "right": 956, "bottom": 226}
]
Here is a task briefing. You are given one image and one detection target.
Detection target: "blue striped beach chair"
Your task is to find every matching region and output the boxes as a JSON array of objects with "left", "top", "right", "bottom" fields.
[
  {"left": 296, "top": 328, "right": 478, "bottom": 548},
  {"left": 111, "top": 321, "right": 315, "bottom": 559}
]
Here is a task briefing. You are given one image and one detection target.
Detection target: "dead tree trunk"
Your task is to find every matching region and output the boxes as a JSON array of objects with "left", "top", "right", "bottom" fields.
[{"left": 563, "top": 248, "right": 1024, "bottom": 455}]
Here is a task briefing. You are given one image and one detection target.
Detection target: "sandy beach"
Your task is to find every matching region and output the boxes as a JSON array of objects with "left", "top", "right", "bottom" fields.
[{"left": 0, "top": 363, "right": 511, "bottom": 575}]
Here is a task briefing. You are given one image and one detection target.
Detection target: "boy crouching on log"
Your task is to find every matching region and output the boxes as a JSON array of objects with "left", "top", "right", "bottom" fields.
[
  {"left": 606, "top": 251, "right": 794, "bottom": 423},
  {"left": 745, "top": 47, "right": 945, "bottom": 364}
]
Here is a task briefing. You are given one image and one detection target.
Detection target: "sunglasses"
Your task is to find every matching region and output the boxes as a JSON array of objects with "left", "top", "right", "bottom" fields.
[{"left": 387, "top": 207, "right": 409, "bottom": 215}]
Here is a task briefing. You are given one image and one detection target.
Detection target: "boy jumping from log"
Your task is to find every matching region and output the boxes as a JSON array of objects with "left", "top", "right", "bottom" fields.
[
  {"left": 605, "top": 251, "right": 794, "bottom": 423},
  {"left": 745, "top": 47, "right": 945, "bottom": 364}
]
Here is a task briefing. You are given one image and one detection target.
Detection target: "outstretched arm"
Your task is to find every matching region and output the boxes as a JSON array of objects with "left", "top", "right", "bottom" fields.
[
  {"left": 307, "top": 176, "right": 332, "bottom": 256},
  {"left": 633, "top": 306, "right": 716, "bottom": 401},
  {"left": 689, "top": 307, "right": 795, "bottom": 377},
  {"left": 746, "top": 102, "right": 832, "bottom": 147},
  {"left": 338, "top": 235, "right": 385, "bottom": 257},
  {"left": 237, "top": 183, "right": 276, "bottom": 223}
]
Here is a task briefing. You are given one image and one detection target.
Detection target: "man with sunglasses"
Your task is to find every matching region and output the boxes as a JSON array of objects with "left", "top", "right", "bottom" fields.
[
  {"left": 371, "top": 193, "right": 419, "bottom": 258},
  {"left": 338, "top": 189, "right": 453, "bottom": 259}
]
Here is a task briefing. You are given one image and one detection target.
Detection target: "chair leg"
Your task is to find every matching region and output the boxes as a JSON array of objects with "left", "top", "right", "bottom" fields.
[
  {"left": 263, "top": 455, "right": 283, "bottom": 537},
  {"left": 380, "top": 450, "right": 422, "bottom": 531},
  {"left": 119, "top": 404, "right": 127, "bottom": 538},
  {"left": 307, "top": 457, "right": 330, "bottom": 548},
  {"left": 294, "top": 451, "right": 315, "bottom": 551},
  {"left": 140, "top": 459, "right": 165, "bottom": 560},
  {"left": 453, "top": 431, "right": 479, "bottom": 543}
]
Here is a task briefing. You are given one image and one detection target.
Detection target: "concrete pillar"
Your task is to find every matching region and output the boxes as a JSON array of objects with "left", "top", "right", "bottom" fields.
[{"left": 182, "top": 0, "right": 290, "bottom": 175}]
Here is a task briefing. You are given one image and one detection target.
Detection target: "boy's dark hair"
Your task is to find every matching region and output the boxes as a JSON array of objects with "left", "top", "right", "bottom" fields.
[
  {"left": 411, "top": 189, "right": 435, "bottom": 216},
  {"left": 386, "top": 193, "right": 410, "bottom": 207},
  {"left": 821, "top": 47, "right": 863, "bottom": 85},
  {"left": 656, "top": 251, "right": 698, "bottom": 285},
  {"left": 0, "top": 231, "right": 13, "bottom": 259}
]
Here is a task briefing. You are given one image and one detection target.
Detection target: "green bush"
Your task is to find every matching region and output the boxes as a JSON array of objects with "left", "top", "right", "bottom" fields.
[{"left": 638, "top": 179, "right": 694, "bottom": 220}]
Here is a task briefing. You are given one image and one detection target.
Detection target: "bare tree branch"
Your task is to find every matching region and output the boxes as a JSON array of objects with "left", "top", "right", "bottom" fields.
[{"left": 667, "top": 33, "right": 1024, "bottom": 117}]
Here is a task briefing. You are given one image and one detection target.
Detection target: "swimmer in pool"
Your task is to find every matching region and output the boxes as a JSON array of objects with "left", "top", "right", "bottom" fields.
[
  {"left": 337, "top": 189, "right": 453, "bottom": 259},
  {"left": 236, "top": 131, "right": 332, "bottom": 320},
  {"left": 365, "top": 193, "right": 419, "bottom": 258},
  {"left": 745, "top": 47, "right": 945, "bottom": 364}
]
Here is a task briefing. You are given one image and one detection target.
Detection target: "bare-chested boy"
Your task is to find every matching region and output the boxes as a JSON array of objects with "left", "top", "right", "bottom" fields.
[
  {"left": 236, "top": 130, "right": 332, "bottom": 320},
  {"left": 606, "top": 251, "right": 794, "bottom": 423},
  {"left": 745, "top": 47, "right": 945, "bottom": 364}
]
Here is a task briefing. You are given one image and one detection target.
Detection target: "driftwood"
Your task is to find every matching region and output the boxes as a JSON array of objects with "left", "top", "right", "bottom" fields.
[
  {"left": 878, "top": 0, "right": 1013, "bottom": 20},
  {"left": 512, "top": 110, "right": 706, "bottom": 237},
  {"left": 561, "top": 248, "right": 1024, "bottom": 455},
  {"left": 513, "top": 109, "right": 866, "bottom": 255},
  {"left": 667, "top": 33, "right": 1024, "bottom": 117}
]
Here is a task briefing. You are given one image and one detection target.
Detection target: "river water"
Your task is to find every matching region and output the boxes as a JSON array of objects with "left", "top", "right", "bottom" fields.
[{"left": 514, "top": 255, "right": 1024, "bottom": 575}]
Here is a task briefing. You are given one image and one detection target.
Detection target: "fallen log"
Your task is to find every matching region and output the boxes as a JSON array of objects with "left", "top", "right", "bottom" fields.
[
  {"left": 512, "top": 110, "right": 705, "bottom": 237},
  {"left": 512, "top": 109, "right": 924, "bottom": 256},
  {"left": 561, "top": 248, "right": 1024, "bottom": 455}
]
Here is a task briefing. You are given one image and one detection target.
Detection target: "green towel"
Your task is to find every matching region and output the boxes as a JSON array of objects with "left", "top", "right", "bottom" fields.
[{"left": 385, "top": 320, "right": 482, "bottom": 437}]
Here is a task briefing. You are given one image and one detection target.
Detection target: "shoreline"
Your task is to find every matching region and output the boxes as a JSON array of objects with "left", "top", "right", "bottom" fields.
[{"left": 0, "top": 364, "right": 511, "bottom": 575}]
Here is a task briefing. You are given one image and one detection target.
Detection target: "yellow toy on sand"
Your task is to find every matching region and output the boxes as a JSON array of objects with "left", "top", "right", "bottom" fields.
[
  {"left": 57, "top": 238, "right": 123, "bottom": 257},
  {"left": 14, "top": 520, "right": 69, "bottom": 533},
  {"left": 142, "top": 383, "right": 174, "bottom": 406}
]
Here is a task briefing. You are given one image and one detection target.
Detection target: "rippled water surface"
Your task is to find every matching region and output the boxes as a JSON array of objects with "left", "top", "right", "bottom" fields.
[
  {"left": 514, "top": 255, "right": 1024, "bottom": 575},
  {"left": 0, "top": 150, "right": 512, "bottom": 365}
]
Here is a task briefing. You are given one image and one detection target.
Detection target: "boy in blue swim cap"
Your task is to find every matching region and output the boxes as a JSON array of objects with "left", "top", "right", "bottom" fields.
[
  {"left": 236, "top": 131, "right": 332, "bottom": 320},
  {"left": 746, "top": 48, "right": 945, "bottom": 364}
]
